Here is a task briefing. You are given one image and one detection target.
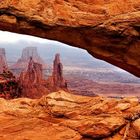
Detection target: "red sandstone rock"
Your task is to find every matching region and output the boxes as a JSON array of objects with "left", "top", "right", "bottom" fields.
[
  {"left": 0, "top": 48, "right": 8, "bottom": 73},
  {"left": 11, "top": 47, "right": 47, "bottom": 70},
  {"left": 0, "top": 70, "right": 21, "bottom": 99},
  {"left": 19, "top": 54, "right": 68, "bottom": 98},
  {"left": 19, "top": 57, "right": 49, "bottom": 98},
  {"left": 47, "top": 53, "right": 67, "bottom": 91},
  {"left": 0, "top": 91, "right": 139, "bottom": 139},
  {"left": 20, "top": 57, "right": 43, "bottom": 85}
]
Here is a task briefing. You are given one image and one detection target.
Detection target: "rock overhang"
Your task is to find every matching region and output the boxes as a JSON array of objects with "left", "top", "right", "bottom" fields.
[{"left": 0, "top": 0, "right": 140, "bottom": 77}]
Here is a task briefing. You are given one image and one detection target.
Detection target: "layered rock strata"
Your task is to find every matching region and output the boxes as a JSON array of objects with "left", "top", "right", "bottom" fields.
[
  {"left": 0, "top": 91, "right": 139, "bottom": 139},
  {"left": 0, "top": 1, "right": 140, "bottom": 76}
]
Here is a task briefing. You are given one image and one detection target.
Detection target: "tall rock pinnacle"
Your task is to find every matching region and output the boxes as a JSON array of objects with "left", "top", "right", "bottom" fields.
[
  {"left": 0, "top": 48, "right": 8, "bottom": 73},
  {"left": 20, "top": 57, "right": 43, "bottom": 86},
  {"left": 19, "top": 57, "right": 49, "bottom": 98},
  {"left": 53, "top": 54, "right": 63, "bottom": 86},
  {"left": 48, "top": 53, "right": 67, "bottom": 90}
]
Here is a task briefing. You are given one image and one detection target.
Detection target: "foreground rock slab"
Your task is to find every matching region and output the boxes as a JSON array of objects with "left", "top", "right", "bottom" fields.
[{"left": 0, "top": 91, "right": 139, "bottom": 140}]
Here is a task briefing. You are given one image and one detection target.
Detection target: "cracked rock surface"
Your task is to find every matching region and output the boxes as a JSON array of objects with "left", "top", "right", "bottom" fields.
[
  {"left": 0, "top": 91, "right": 140, "bottom": 140},
  {"left": 0, "top": 0, "right": 140, "bottom": 76}
]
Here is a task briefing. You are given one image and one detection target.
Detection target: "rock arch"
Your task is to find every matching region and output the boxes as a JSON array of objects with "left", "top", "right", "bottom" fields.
[{"left": 0, "top": 0, "right": 140, "bottom": 77}]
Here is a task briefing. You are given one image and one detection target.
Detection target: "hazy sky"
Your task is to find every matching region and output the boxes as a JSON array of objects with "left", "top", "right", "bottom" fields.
[{"left": 0, "top": 31, "right": 49, "bottom": 43}]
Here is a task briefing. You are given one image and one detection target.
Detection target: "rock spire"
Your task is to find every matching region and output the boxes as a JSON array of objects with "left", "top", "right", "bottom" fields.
[{"left": 0, "top": 48, "right": 8, "bottom": 73}]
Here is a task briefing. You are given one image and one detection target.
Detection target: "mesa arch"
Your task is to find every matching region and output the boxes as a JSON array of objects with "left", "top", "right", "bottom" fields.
[{"left": 0, "top": 0, "right": 140, "bottom": 77}]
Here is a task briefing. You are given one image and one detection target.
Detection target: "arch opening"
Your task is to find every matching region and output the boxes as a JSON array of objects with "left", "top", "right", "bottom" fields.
[{"left": 0, "top": 31, "right": 140, "bottom": 99}]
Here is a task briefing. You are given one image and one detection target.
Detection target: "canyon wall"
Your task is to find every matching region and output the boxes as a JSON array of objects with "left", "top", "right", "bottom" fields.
[{"left": 0, "top": 0, "right": 140, "bottom": 76}]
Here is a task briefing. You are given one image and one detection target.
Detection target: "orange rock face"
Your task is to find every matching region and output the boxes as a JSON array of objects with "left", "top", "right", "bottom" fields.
[
  {"left": 19, "top": 57, "right": 49, "bottom": 98},
  {"left": 0, "top": 91, "right": 139, "bottom": 140},
  {"left": 0, "top": 0, "right": 140, "bottom": 76}
]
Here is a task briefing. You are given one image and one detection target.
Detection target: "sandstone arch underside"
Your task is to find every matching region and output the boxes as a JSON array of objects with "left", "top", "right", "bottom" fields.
[{"left": 0, "top": 0, "right": 140, "bottom": 77}]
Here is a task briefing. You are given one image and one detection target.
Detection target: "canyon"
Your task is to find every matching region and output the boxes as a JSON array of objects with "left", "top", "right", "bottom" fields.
[
  {"left": 0, "top": 47, "right": 140, "bottom": 140},
  {"left": 0, "top": 1, "right": 140, "bottom": 140},
  {"left": 0, "top": 47, "right": 68, "bottom": 99}
]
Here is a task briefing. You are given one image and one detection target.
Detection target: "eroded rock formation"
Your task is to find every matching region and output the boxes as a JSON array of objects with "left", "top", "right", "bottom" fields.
[
  {"left": 0, "top": 1, "right": 140, "bottom": 76},
  {"left": 0, "top": 70, "right": 21, "bottom": 99},
  {"left": 11, "top": 47, "right": 47, "bottom": 70},
  {"left": 0, "top": 48, "right": 8, "bottom": 73},
  {"left": 19, "top": 57, "right": 49, "bottom": 98},
  {"left": 47, "top": 53, "right": 67, "bottom": 91},
  {"left": 0, "top": 90, "right": 139, "bottom": 139}
]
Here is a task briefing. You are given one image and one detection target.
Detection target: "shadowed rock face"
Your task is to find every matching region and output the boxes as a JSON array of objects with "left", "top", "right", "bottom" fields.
[
  {"left": 0, "top": 0, "right": 140, "bottom": 76},
  {"left": 0, "top": 48, "right": 8, "bottom": 73}
]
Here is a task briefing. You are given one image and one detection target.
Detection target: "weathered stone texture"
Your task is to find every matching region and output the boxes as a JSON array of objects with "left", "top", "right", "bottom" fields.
[
  {"left": 0, "top": 91, "right": 139, "bottom": 139},
  {"left": 0, "top": 0, "right": 140, "bottom": 76}
]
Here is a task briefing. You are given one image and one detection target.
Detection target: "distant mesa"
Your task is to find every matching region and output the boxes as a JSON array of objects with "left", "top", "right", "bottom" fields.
[
  {"left": 0, "top": 48, "right": 8, "bottom": 73},
  {"left": 11, "top": 47, "right": 47, "bottom": 70}
]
